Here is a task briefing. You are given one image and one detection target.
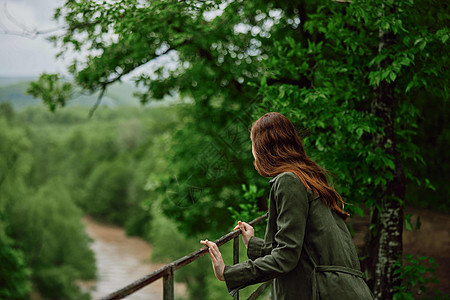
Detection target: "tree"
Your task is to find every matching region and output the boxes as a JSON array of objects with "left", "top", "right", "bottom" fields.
[
  {"left": 0, "top": 220, "right": 31, "bottom": 300},
  {"left": 257, "top": 0, "right": 448, "bottom": 298},
  {"left": 0, "top": 111, "right": 97, "bottom": 300},
  {"left": 84, "top": 159, "right": 134, "bottom": 224},
  {"left": 7, "top": 180, "right": 96, "bottom": 300},
  {"left": 28, "top": 0, "right": 448, "bottom": 298},
  {"left": 0, "top": 113, "right": 32, "bottom": 299}
]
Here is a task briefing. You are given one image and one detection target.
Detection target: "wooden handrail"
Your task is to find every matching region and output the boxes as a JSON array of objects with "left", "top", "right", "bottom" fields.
[{"left": 101, "top": 212, "right": 269, "bottom": 300}]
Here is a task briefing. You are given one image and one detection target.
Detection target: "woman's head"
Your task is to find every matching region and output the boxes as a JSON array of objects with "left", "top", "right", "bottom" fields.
[
  {"left": 251, "top": 112, "right": 306, "bottom": 177},
  {"left": 250, "top": 112, "right": 349, "bottom": 219}
]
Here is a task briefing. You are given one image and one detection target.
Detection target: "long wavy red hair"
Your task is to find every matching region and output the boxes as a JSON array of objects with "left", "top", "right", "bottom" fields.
[{"left": 251, "top": 112, "right": 349, "bottom": 220}]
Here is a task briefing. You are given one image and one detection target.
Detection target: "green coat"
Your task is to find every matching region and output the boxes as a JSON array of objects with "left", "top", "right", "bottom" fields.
[{"left": 223, "top": 172, "right": 374, "bottom": 299}]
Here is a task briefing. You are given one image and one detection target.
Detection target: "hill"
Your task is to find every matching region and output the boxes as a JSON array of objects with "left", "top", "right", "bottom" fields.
[{"left": 0, "top": 77, "right": 154, "bottom": 110}]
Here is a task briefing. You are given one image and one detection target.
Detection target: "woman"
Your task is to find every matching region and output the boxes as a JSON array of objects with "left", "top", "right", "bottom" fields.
[{"left": 200, "top": 112, "right": 374, "bottom": 299}]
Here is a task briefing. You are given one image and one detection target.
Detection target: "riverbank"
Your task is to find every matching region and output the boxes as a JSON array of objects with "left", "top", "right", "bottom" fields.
[{"left": 81, "top": 216, "right": 186, "bottom": 300}]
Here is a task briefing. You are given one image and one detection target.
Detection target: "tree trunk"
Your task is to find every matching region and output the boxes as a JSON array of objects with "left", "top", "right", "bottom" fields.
[{"left": 366, "top": 4, "right": 406, "bottom": 299}]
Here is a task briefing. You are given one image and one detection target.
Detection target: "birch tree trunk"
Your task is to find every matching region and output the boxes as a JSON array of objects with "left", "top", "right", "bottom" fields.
[{"left": 367, "top": 4, "right": 406, "bottom": 299}]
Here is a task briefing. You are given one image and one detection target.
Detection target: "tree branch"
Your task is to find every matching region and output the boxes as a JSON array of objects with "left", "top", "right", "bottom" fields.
[
  {"left": 88, "top": 85, "right": 106, "bottom": 119},
  {"left": 0, "top": 2, "right": 65, "bottom": 39}
]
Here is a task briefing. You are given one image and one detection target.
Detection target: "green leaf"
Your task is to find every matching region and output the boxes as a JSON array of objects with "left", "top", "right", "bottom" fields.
[
  {"left": 425, "top": 178, "right": 436, "bottom": 191},
  {"left": 405, "top": 213, "right": 413, "bottom": 231},
  {"left": 390, "top": 72, "right": 397, "bottom": 82},
  {"left": 353, "top": 205, "right": 364, "bottom": 217},
  {"left": 414, "top": 38, "right": 423, "bottom": 46},
  {"left": 356, "top": 127, "right": 363, "bottom": 138}
]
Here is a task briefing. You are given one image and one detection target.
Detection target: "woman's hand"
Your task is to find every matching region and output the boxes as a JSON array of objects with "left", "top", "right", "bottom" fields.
[
  {"left": 200, "top": 239, "right": 225, "bottom": 281},
  {"left": 234, "top": 220, "right": 254, "bottom": 249}
]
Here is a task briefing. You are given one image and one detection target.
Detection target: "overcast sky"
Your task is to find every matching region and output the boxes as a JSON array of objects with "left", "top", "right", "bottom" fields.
[
  {"left": 0, "top": 0, "right": 178, "bottom": 79},
  {"left": 0, "top": 0, "right": 72, "bottom": 77}
]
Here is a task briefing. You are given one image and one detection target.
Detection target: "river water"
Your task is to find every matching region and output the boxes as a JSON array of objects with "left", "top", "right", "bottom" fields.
[{"left": 82, "top": 217, "right": 186, "bottom": 300}]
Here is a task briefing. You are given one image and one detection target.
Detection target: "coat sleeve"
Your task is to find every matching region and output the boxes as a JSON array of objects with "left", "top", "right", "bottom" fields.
[
  {"left": 223, "top": 174, "right": 309, "bottom": 296},
  {"left": 247, "top": 236, "right": 273, "bottom": 261}
]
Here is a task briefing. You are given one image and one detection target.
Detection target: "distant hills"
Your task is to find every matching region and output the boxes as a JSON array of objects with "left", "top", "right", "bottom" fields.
[{"left": 0, "top": 76, "right": 173, "bottom": 110}]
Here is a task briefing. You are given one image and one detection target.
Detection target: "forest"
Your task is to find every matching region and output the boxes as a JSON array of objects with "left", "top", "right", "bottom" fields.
[{"left": 0, "top": 0, "right": 449, "bottom": 299}]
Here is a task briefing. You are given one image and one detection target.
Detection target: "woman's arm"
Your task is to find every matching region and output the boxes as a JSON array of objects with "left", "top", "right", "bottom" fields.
[
  {"left": 247, "top": 236, "right": 273, "bottom": 261},
  {"left": 222, "top": 174, "right": 309, "bottom": 296},
  {"left": 233, "top": 221, "right": 272, "bottom": 260}
]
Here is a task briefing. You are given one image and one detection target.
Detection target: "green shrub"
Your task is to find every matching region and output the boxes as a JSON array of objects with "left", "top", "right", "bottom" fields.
[
  {"left": 393, "top": 254, "right": 441, "bottom": 299},
  {"left": 7, "top": 181, "right": 95, "bottom": 300},
  {"left": 0, "top": 221, "right": 31, "bottom": 300}
]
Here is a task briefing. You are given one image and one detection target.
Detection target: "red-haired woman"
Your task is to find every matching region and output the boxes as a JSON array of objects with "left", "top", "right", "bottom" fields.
[{"left": 200, "top": 112, "right": 374, "bottom": 299}]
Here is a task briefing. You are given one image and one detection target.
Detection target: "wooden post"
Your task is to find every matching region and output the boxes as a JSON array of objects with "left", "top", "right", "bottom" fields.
[
  {"left": 233, "top": 236, "right": 239, "bottom": 300},
  {"left": 163, "top": 267, "right": 174, "bottom": 300}
]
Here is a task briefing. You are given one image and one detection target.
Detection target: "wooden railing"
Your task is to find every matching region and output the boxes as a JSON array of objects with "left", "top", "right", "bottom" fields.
[{"left": 101, "top": 213, "right": 271, "bottom": 300}]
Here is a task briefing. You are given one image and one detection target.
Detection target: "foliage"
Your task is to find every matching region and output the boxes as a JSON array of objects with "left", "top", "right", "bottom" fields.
[
  {"left": 84, "top": 160, "right": 134, "bottom": 223},
  {"left": 0, "top": 220, "right": 31, "bottom": 300},
  {"left": 7, "top": 180, "right": 96, "bottom": 300},
  {"left": 227, "top": 184, "right": 267, "bottom": 237},
  {"left": 2, "top": 104, "right": 183, "bottom": 299},
  {"left": 393, "top": 255, "right": 440, "bottom": 299},
  {"left": 257, "top": 1, "right": 447, "bottom": 294},
  {"left": 148, "top": 196, "right": 270, "bottom": 299},
  {"left": 0, "top": 110, "right": 97, "bottom": 299},
  {"left": 26, "top": 0, "right": 448, "bottom": 234},
  {"left": 257, "top": 0, "right": 448, "bottom": 208},
  {"left": 228, "top": 184, "right": 265, "bottom": 222},
  {"left": 2, "top": 95, "right": 274, "bottom": 300},
  {"left": 404, "top": 213, "right": 421, "bottom": 232},
  {"left": 27, "top": 74, "right": 73, "bottom": 111},
  {"left": 27, "top": 0, "right": 275, "bottom": 238},
  {"left": 20, "top": 0, "right": 449, "bottom": 297},
  {"left": 0, "top": 112, "right": 95, "bottom": 299},
  {"left": 0, "top": 110, "right": 31, "bottom": 300}
]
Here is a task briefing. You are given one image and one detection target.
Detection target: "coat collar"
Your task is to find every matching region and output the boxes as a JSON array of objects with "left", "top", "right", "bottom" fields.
[
  {"left": 269, "top": 172, "right": 321, "bottom": 201},
  {"left": 269, "top": 172, "right": 284, "bottom": 183}
]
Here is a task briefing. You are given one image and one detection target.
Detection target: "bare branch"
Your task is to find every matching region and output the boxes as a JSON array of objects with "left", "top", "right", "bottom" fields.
[
  {"left": 86, "top": 71, "right": 129, "bottom": 118},
  {"left": 3, "top": 1, "right": 31, "bottom": 32},
  {"left": 88, "top": 85, "right": 106, "bottom": 119},
  {"left": 0, "top": 1, "right": 65, "bottom": 39}
]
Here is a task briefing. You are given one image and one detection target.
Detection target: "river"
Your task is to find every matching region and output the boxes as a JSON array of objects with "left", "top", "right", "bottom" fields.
[{"left": 82, "top": 216, "right": 186, "bottom": 300}]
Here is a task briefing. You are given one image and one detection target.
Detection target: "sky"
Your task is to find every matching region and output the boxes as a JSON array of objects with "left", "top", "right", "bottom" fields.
[
  {"left": 0, "top": 0, "right": 178, "bottom": 79},
  {"left": 0, "top": 0, "right": 230, "bottom": 79},
  {"left": 0, "top": 0, "right": 72, "bottom": 77}
]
